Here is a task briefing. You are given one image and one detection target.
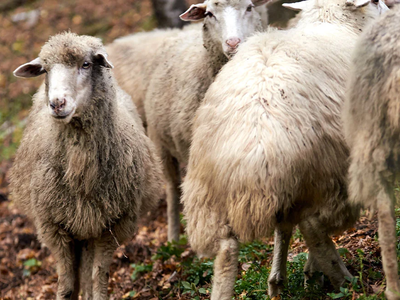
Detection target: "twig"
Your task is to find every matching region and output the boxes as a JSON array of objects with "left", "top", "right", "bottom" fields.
[{"left": 109, "top": 226, "right": 128, "bottom": 259}]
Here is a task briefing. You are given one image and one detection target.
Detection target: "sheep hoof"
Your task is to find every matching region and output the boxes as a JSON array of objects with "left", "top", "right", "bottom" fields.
[
  {"left": 268, "top": 273, "right": 285, "bottom": 298},
  {"left": 304, "top": 271, "right": 324, "bottom": 288},
  {"left": 58, "top": 290, "right": 73, "bottom": 299}
]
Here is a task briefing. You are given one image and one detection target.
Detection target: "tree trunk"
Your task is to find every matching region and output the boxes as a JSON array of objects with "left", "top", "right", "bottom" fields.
[{"left": 151, "top": 0, "right": 187, "bottom": 28}]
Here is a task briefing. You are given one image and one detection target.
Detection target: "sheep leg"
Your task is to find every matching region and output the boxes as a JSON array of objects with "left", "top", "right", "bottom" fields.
[
  {"left": 299, "top": 216, "right": 352, "bottom": 289},
  {"left": 92, "top": 233, "right": 117, "bottom": 300},
  {"left": 161, "top": 148, "right": 181, "bottom": 242},
  {"left": 268, "top": 222, "right": 293, "bottom": 298},
  {"left": 211, "top": 238, "right": 239, "bottom": 300},
  {"left": 71, "top": 240, "right": 82, "bottom": 300},
  {"left": 147, "top": 125, "right": 181, "bottom": 242},
  {"left": 377, "top": 184, "right": 400, "bottom": 300},
  {"left": 303, "top": 251, "right": 324, "bottom": 288},
  {"left": 80, "top": 239, "right": 94, "bottom": 300},
  {"left": 40, "top": 226, "right": 77, "bottom": 300}
]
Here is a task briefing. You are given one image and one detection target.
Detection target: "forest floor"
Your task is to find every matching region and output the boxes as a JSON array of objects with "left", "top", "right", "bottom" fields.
[
  {"left": 0, "top": 0, "right": 399, "bottom": 299},
  {"left": 0, "top": 179, "right": 395, "bottom": 300}
]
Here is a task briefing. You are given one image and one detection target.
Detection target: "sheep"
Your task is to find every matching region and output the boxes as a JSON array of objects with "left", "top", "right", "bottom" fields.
[
  {"left": 105, "top": 23, "right": 201, "bottom": 128},
  {"left": 10, "top": 32, "right": 163, "bottom": 300},
  {"left": 144, "top": 0, "right": 272, "bottom": 242},
  {"left": 180, "top": 0, "right": 388, "bottom": 299},
  {"left": 343, "top": 5, "right": 400, "bottom": 300},
  {"left": 106, "top": 3, "right": 270, "bottom": 130}
]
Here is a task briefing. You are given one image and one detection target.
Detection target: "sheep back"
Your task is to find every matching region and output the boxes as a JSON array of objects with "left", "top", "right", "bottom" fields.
[
  {"left": 145, "top": 29, "right": 227, "bottom": 163},
  {"left": 182, "top": 25, "right": 358, "bottom": 257},
  {"left": 106, "top": 29, "right": 181, "bottom": 125},
  {"left": 344, "top": 6, "right": 400, "bottom": 209},
  {"left": 106, "top": 24, "right": 201, "bottom": 126}
]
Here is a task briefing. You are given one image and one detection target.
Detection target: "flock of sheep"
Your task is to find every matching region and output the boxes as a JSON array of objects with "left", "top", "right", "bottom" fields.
[{"left": 8, "top": 0, "right": 400, "bottom": 299}]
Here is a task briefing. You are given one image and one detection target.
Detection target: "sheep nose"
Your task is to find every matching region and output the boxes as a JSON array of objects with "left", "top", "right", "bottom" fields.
[
  {"left": 226, "top": 37, "right": 241, "bottom": 49},
  {"left": 49, "top": 97, "right": 66, "bottom": 114}
]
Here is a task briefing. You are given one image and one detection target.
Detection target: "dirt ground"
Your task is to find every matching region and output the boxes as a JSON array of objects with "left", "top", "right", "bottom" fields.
[{"left": 0, "top": 179, "right": 388, "bottom": 299}]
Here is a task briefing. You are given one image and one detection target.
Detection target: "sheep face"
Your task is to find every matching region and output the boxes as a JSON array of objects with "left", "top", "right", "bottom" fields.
[
  {"left": 180, "top": 0, "right": 271, "bottom": 58},
  {"left": 13, "top": 32, "right": 113, "bottom": 124}
]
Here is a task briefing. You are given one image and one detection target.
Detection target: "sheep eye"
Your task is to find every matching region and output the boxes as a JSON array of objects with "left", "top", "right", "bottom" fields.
[
  {"left": 246, "top": 5, "right": 253, "bottom": 12},
  {"left": 205, "top": 11, "right": 214, "bottom": 18},
  {"left": 81, "top": 62, "right": 91, "bottom": 69}
]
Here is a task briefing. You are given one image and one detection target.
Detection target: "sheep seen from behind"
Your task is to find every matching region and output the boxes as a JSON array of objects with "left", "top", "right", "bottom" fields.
[
  {"left": 10, "top": 32, "right": 163, "bottom": 300},
  {"left": 343, "top": 5, "right": 400, "bottom": 300},
  {"left": 181, "top": 0, "right": 388, "bottom": 299}
]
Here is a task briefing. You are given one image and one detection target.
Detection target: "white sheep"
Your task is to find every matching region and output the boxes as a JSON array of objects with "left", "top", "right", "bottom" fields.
[
  {"left": 105, "top": 24, "right": 201, "bottom": 127},
  {"left": 181, "top": 0, "right": 388, "bottom": 299},
  {"left": 10, "top": 32, "right": 163, "bottom": 300},
  {"left": 106, "top": 2, "right": 270, "bottom": 130},
  {"left": 343, "top": 5, "right": 400, "bottom": 300},
  {"left": 144, "top": 0, "right": 271, "bottom": 242}
]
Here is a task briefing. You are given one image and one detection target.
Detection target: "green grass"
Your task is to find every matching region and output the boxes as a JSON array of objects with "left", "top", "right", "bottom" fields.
[
  {"left": 327, "top": 249, "right": 385, "bottom": 300},
  {"left": 22, "top": 258, "right": 41, "bottom": 277},
  {"left": 130, "top": 263, "right": 153, "bottom": 281},
  {"left": 396, "top": 208, "right": 400, "bottom": 259},
  {"left": 234, "top": 241, "right": 272, "bottom": 299},
  {"left": 0, "top": 117, "right": 26, "bottom": 160},
  {"left": 129, "top": 234, "right": 351, "bottom": 299},
  {"left": 0, "top": 83, "right": 33, "bottom": 160},
  {"left": 126, "top": 212, "right": 400, "bottom": 300}
]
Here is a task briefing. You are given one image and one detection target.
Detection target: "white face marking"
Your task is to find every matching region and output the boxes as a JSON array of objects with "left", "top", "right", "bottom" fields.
[
  {"left": 223, "top": 7, "right": 242, "bottom": 42},
  {"left": 205, "top": 0, "right": 263, "bottom": 57},
  {"left": 48, "top": 64, "right": 75, "bottom": 103},
  {"left": 47, "top": 63, "right": 92, "bottom": 123}
]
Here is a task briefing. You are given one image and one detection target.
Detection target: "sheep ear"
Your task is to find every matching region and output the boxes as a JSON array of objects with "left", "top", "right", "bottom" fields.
[
  {"left": 345, "top": 0, "right": 370, "bottom": 7},
  {"left": 180, "top": 3, "right": 208, "bottom": 21},
  {"left": 376, "top": 0, "right": 390, "bottom": 14},
  {"left": 282, "top": 1, "right": 311, "bottom": 11},
  {"left": 13, "top": 57, "right": 45, "bottom": 78},
  {"left": 252, "top": 0, "right": 273, "bottom": 7},
  {"left": 95, "top": 51, "right": 114, "bottom": 69}
]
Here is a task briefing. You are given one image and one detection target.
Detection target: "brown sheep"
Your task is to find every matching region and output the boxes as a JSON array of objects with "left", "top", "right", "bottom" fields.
[{"left": 10, "top": 32, "right": 163, "bottom": 300}]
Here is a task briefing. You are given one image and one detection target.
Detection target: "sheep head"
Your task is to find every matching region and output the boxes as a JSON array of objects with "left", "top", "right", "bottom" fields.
[
  {"left": 180, "top": 0, "right": 272, "bottom": 58},
  {"left": 13, "top": 32, "right": 113, "bottom": 124}
]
